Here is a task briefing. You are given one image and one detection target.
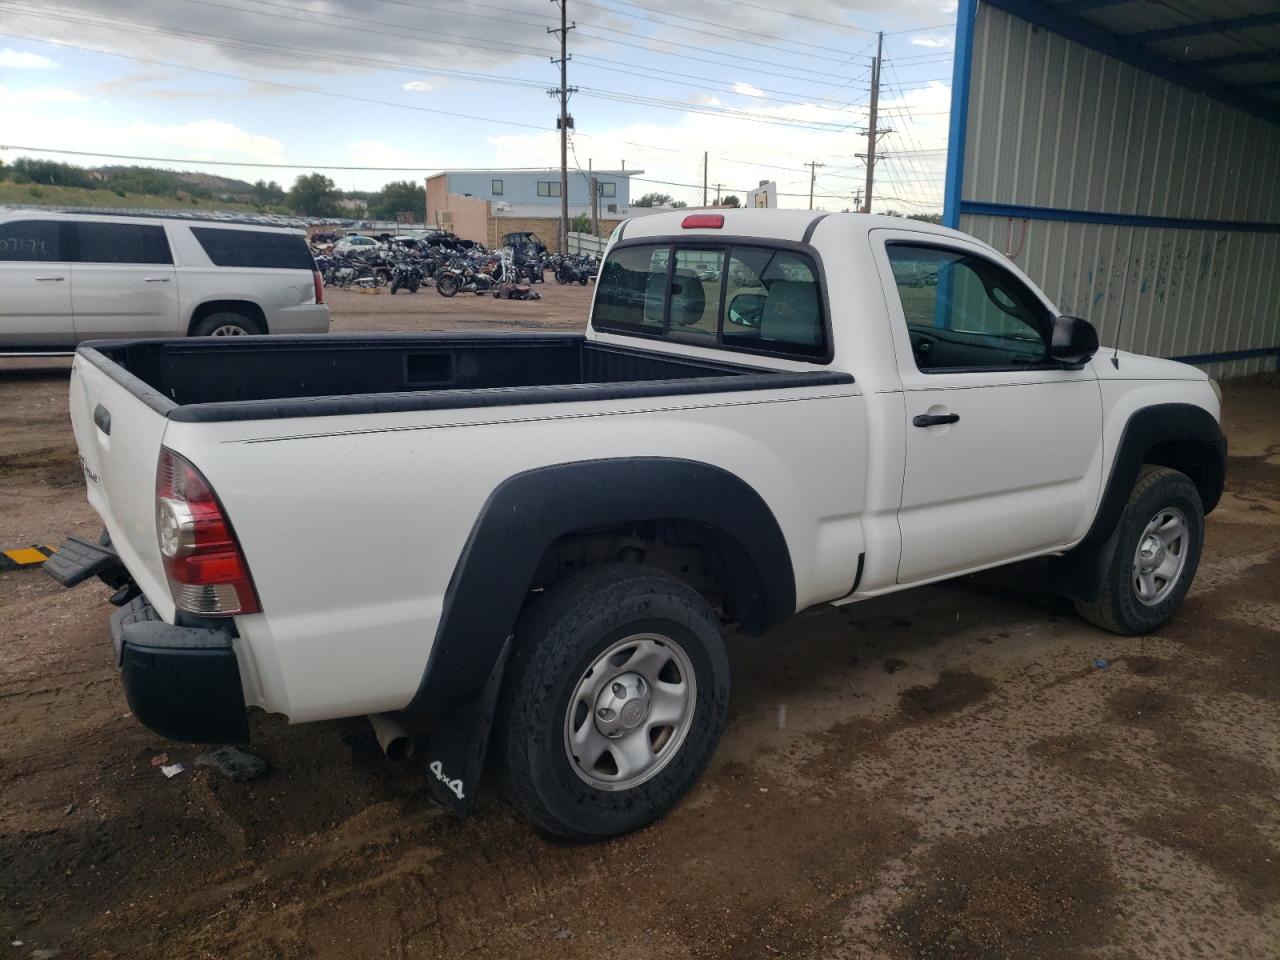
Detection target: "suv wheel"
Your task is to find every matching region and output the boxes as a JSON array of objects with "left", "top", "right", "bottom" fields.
[
  {"left": 498, "top": 564, "right": 730, "bottom": 840},
  {"left": 191, "top": 311, "right": 261, "bottom": 337},
  {"left": 1075, "top": 465, "right": 1205, "bottom": 635}
]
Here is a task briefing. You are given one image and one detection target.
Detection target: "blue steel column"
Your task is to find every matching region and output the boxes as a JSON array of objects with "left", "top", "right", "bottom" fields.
[{"left": 942, "top": 0, "right": 979, "bottom": 229}]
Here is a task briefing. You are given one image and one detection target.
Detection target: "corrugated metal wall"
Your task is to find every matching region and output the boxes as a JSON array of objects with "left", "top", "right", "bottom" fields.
[{"left": 958, "top": 5, "right": 1280, "bottom": 379}]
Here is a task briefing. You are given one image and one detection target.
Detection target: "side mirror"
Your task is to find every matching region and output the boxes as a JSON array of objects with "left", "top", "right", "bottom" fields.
[
  {"left": 1049, "top": 315, "right": 1099, "bottom": 365},
  {"left": 727, "top": 292, "right": 766, "bottom": 328}
]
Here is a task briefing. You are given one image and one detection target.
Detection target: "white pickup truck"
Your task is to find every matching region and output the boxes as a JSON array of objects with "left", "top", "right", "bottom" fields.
[{"left": 48, "top": 209, "right": 1226, "bottom": 839}]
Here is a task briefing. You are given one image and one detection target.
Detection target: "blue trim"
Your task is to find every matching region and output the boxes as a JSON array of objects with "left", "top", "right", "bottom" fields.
[
  {"left": 1057, "top": 0, "right": 1131, "bottom": 11},
  {"left": 1173, "top": 346, "right": 1280, "bottom": 365},
  {"left": 983, "top": 0, "right": 1280, "bottom": 126},
  {"left": 942, "top": 0, "right": 978, "bottom": 229},
  {"left": 960, "top": 200, "right": 1280, "bottom": 233},
  {"left": 1131, "top": 11, "right": 1280, "bottom": 43}
]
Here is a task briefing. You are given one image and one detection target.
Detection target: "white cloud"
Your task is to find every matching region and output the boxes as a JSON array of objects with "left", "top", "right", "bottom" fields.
[
  {"left": 0, "top": 84, "right": 85, "bottom": 105},
  {"left": 910, "top": 33, "right": 954, "bottom": 49},
  {"left": 347, "top": 139, "right": 422, "bottom": 171},
  {"left": 402, "top": 80, "right": 432, "bottom": 92},
  {"left": 732, "top": 82, "right": 763, "bottom": 98},
  {"left": 0, "top": 49, "right": 58, "bottom": 69}
]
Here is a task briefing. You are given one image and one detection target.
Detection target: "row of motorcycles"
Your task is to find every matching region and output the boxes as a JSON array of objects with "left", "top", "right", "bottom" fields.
[{"left": 312, "top": 241, "right": 599, "bottom": 301}]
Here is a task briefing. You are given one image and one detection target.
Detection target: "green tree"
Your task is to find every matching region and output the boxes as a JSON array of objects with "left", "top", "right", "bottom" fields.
[
  {"left": 286, "top": 173, "right": 340, "bottom": 217},
  {"left": 632, "top": 191, "right": 673, "bottom": 207},
  {"left": 369, "top": 180, "right": 426, "bottom": 220},
  {"left": 252, "top": 179, "right": 286, "bottom": 205},
  {"left": 671, "top": 200, "right": 687, "bottom": 208},
  {"left": 569, "top": 212, "right": 592, "bottom": 234},
  {"left": 719, "top": 195, "right": 741, "bottom": 208}
]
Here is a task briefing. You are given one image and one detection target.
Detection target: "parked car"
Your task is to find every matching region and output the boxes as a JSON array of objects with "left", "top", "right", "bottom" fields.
[
  {"left": 47, "top": 209, "right": 1224, "bottom": 840},
  {"left": 331, "top": 234, "right": 382, "bottom": 257},
  {"left": 0, "top": 212, "right": 328, "bottom": 352}
]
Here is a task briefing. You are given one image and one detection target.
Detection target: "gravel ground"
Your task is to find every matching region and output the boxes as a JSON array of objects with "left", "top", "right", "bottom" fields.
[{"left": 0, "top": 288, "right": 1276, "bottom": 960}]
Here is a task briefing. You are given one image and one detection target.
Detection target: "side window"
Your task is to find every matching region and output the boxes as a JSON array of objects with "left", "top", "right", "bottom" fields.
[
  {"left": 593, "top": 244, "right": 670, "bottom": 331},
  {"left": 0, "top": 220, "right": 62, "bottom": 262},
  {"left": 491, "top": 179, "right": 503, "bottom": 195},
  {"left": 722, "top": 247, "right": 825, "bottom": 356},
  {"left": 598, "top": 181, "right": 617, "bottom": 198},
  {"left": 886, "top": 243, "right": 1050, "bottom": 371},
  {"left": 73, "top": 222, "right": 172, "bottom": 265},
  {"left": 191, "top": 228, "right": 315, "bottom": 269}
]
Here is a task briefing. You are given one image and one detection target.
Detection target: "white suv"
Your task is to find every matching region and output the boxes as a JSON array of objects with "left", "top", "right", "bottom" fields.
[{"left": 0, "top": 211, "right": 330, "bottom": 353}]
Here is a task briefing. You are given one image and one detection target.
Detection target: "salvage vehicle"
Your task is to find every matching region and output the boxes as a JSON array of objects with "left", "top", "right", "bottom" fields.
[
  {"left": 47, "top": 209, "right": 1225, "bottom": 840},
  {"left": 0, "top": 212, "right": 328, "bottom": 353}
]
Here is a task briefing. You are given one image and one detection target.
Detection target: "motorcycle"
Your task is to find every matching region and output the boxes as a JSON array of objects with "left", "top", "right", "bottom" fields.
[{"left": 388, "top": 259, "right": 424, "bottom": 294}]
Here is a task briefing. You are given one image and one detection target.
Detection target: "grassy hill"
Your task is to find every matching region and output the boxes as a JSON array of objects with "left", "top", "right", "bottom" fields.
[{"left": 0, "top": 181, "right": 267, "bottom": 213}]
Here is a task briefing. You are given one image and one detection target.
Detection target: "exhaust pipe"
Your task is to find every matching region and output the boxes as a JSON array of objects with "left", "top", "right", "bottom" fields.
[{"left": 368, "top": 713, "right": 414, "bottom": 762}]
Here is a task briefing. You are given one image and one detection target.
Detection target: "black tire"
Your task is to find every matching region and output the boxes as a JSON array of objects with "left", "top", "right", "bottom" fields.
[
  {"left": 1074, "top": 465, "right": 1205, "bottom": 635},
  {"left": 389, "top": 281, "right": 401, "bottom": 295},
  {"left": 436, "top": 274, "right": 460, "bottom": 298},
  {"left": 497, "top": 564, "right": 730, "bottom": 840},
  {"left": 408, "top": 281, "right": 420, "bottom": 293},
  {"left": 190, "top": 310, "right": 261, "bottom": 337}
]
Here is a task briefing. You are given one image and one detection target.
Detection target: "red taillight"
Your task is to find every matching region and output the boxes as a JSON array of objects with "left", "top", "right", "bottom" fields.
[
  {"left": 313, "top": 269, "right": 325, "bottom": 305},
  {"left": 682, "top": 214, "right": 724, "bottom": 229},
  {"left": 156, "top": 447, "right": 259, "bottom": 616}
]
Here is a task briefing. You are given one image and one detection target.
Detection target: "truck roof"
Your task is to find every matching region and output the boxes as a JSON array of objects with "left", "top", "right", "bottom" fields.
[{"left": 618, "top": 208, "right": 969, "bottom": 246}]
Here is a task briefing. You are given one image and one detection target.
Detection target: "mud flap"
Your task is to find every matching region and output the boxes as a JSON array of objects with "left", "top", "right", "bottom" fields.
[
  {"left": 1049, "top": 522, "right": 1124, "bottom": 602},
  {"left": 420, "top": 635, "right": 512, "bottom": 816}
]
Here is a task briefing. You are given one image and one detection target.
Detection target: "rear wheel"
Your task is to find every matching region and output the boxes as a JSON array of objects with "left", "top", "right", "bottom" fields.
[
  {"left": 1075, "top": 465, "right": 1204, "bottom": 635},
  {"left": 498, "top": 564, "right": 730, "bottom": 840},
  {"left": 190, "top": 310, "right": 261, "bottom": 337}
]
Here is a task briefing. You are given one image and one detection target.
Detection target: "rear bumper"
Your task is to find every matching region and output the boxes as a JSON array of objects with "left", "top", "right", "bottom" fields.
[
  {"left": 267, "top": 303, "right": 330, "bottom": 335},
  {"left": 110, "top": 596, "right": 250, "bottom": 743}
]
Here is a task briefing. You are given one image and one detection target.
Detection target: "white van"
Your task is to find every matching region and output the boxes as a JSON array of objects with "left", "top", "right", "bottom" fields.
[{"left": 0, "top": 211, "right": 330, "bottom": 353}]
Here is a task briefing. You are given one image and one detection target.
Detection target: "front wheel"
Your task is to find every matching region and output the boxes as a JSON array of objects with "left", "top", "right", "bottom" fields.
[
  {"left": 436, "top": 274, "right": 460, "bottom": 297},
  {"left": 1074, "top": 465, "right": 1205, "bottom": 635},
  {"left": 389, "top": 280, "right": 401, "bottom": 295},
  {"left": 498, "top": 564, "right": 730, "bottom": 840}
]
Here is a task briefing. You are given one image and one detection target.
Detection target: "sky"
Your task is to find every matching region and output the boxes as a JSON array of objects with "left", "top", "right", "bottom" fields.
[{"left": 0, "top": 0, "right": 957, "bottom": 212}]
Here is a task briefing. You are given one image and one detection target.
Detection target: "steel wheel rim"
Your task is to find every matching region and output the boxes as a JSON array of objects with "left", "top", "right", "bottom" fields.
[
  {"left": 1132, "top": 506, "right": 1190, "bottom": 606},
  {"left": 209, "top": 323, "right": 248, "bottom": 336},
  {"left": 563, "top": 632, "right": 697, "bottom": 792}
]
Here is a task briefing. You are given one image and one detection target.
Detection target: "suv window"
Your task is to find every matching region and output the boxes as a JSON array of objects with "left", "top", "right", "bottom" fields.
[
  {"left": 886, "top": 243, "right": 1051, "bottom": 371},
  {"left": 191, "top": 228, "right": 315, "bottom": 270},
  {"left": 73, "top": 222, "right": 172, "bottom": 265},
  {"left": 0, "top": 220, "right": 62, "bottom": 262},
  {"left": 593, "top": 242, "right": 826, "bottom": 359}
]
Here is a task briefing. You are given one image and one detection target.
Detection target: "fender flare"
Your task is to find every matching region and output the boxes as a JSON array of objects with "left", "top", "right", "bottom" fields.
[
  {"left": 1052, "top": 402, "right": 1226, "bottom": 601},
  {"left": 406, "top": 457, "right": 795, "bottom": 715}
]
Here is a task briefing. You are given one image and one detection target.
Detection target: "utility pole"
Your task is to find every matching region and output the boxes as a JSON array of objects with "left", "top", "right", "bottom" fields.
[
  {"left": 714, "top": 183, "right": 723, "bottom": 205},
  {"left": 589, "top": 158, "right": 599, "bottom": 237},
  {"left": 805, "top": 161, "right": 825, "bottom": 210},
  {"left": 703, "top": 151, "right": 708, "bottom": 207},
  {"left": 860, "top": 31, "right": 891, "bottom": 214},
  {"left": 548, "top": 0, "right": 575, "bottom": 253}
]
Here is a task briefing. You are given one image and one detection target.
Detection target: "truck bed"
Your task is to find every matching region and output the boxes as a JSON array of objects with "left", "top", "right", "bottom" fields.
[{"left": 79, "top": 333, "right": 852, "bottom": 422}]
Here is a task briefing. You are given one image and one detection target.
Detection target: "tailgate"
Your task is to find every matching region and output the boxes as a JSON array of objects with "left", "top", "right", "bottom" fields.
[{"left": 69, "top": 351, "right": 176, "bottom": 620}]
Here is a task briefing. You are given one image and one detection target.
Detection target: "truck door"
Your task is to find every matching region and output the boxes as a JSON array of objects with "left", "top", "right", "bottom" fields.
[
  {"left": 0, "top": 218, "right": 75, "bottom": 348},
  {"left": 870, "top": 230, "right": 1103, "bottom": 584},
  {"left": 69, "top": 220, "right": 179, "bottom": 341}
]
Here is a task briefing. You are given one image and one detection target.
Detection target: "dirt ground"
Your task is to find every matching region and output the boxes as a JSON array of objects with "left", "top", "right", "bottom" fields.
[{"left": 1, "top": 284, "right": 1277, "bottom": 960}]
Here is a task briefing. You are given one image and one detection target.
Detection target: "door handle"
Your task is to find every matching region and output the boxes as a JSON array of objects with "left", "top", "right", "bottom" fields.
[
  {"left": 913, "top": 413, "right": 960, "bottom": 428},
  {"left": 143, "top": 277, "right": 171, "bottom": 282},
  {"left": 35, "top": 276, "right": 66, "bottom": 282},
  {"left": 93, "top": 404, "right": 111, "bottom": 436}
]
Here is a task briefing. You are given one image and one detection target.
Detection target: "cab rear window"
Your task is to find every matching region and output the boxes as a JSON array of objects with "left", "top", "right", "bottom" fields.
[
  {"left": 191, "top": 228, "right": 315, "bottom": 270},
  {"left": 592, "top": 241, "right": 827, "bottom": 360}
]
